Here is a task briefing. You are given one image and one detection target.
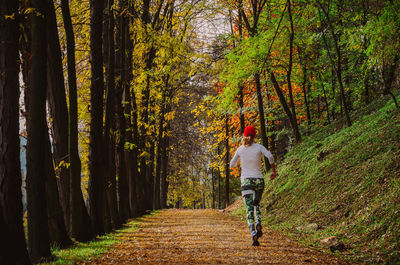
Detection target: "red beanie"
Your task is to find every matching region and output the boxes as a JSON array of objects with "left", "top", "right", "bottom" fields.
[{"left": 243, "top": 126, "right": 256, "bottom": 137}]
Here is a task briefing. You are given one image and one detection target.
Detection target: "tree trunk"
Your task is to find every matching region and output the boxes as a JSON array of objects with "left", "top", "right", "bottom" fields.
[
  {"left": 237, "top": 1, "right": 245, "bottom": 133},
  {"left": 269, "top": 70, "right": 301, "bottom": 143},
  {"left": 44, "top": 130, "right": 72, "bottom": 248},
  {"left": 26, "top": 0, "right": 52, "bottom": 261},
  {"left": 286, "top": 0, "right": 301, "bottom": 142},
  {"left": 302, "top": 66, "right": 312, "bottom": 128},
  {"left": 120, "top": 10, "right": 136, "bottom": 219},
  {"left": 211, "top": 168, "right": 215, "bottom": 209},
  {"left": 160, "top": 103, "right": 170, "bottom": 209},
  {"left": 147, "top": 132, "right": 156, "bottom": 208},
  {"left": 265, "top": 82, "right": 276, "bottom": 155},
  {"left": 139, "top": 2, "right": 154, "bottom": 211},
  {"left": 128, "top": 70, "right": 144, "bottom": 216},
  {"left": 217, "top": 167, "right": 221, "bottom": 209},
  {"left": 318, "top": 2, "right": 351, "bottom": 126},
  {"left": 154, "top": 87, "right": 167, "bottom": 210},
  {"left": 331, "top": 67, "right": 336, "bottom": 120},
  {"left": 104, "top": 0, "right": 121, "bottom": 229},
  {"left": 254, "top": 73, "right": 271, "bottom": 170},
  {"left": 0, "top": 1, "right": 31, "bottom": 262},
  {"left": 319, "top": 74, "right": 331, "bottom": 124},
  {"left": 254, "top": 73, "right": 268, "bottom": 147},
  {"left": 60, "top": 0, "right": 94, "bottom": 242},
  {"left": 224, "top": 115, "right": 230, "bottom": 207},
  {"left": 139, "top": 77, "right": 150, "bottom": 211},
  {"left": 44, "top": 0, "right": 70, "bottom": 232},
  {"left": 382, "top": 55, "right": 400, "bottom": 109},
  {"left": 88, "top": 0, "right": 106, "bottom": 235}
]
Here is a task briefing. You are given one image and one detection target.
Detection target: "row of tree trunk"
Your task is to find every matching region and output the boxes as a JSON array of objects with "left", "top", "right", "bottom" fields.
[{"left": 0, "top": 0, "right": 174, "bottom": 263}]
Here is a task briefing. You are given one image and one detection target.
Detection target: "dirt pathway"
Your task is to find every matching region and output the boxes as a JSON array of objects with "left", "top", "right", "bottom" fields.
[{"left": 82, "top": 209, "right": 348, "bottom": 264}]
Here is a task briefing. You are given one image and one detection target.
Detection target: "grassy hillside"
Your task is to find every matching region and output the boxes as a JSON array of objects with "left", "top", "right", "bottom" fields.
[{"left": 233, "top": 94, "right": 400, "bottom": 264}]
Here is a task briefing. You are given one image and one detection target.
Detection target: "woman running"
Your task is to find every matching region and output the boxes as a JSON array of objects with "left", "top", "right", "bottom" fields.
[{"left": 230, "top": 126, "right": 277, "bottom": 246}]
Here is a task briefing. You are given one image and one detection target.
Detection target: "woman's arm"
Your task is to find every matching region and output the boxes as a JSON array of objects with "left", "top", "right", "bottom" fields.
[
  {"left": 260, "top": 145, "right": 277, "bottom": 180},
  {"left": 230, "top": 149, "right": 240, "bottom": 168},
  {"left": 260, "top": 145, "right": 275, "bottom": 165}
]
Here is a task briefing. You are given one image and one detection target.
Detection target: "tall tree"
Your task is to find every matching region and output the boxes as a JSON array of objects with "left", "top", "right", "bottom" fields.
[
  {"left": 88, "top": 0, "right": 107, "bottom": 235},
  {"left": 285, "top": 0, "right": 300, "bottom": 141},
  {"left": 104, "top": 0, "right": 121, "bottom": 229},
  {"left": 26, "top": 0, "right": 52, "bottom": 261},
  {"left": 44, "top": 0, "right": 70, "bottom": 231},
  {"left": 237, "top": 0, "right": 245, "bottom": 133},
  {"left": 316, "top": 0, "right": 352, "bottom": 126},
  {"left": 60, "top": 0, "right": 94, "bottom": 241},
  {"left": 124, "top": 10, "right": 141, "bottom": 217},
  {"left": 224, "top": 114, "right": 230, "bottom": 206},
  {"left": 0, "top": 1, "right": 31, "bottom": 263},
  {"left": 44, "top": 131, "right": 72, "bottom": 248},
  {"left": 115, "top": 0, "right": 137, "bottom": 218},
  {"left": 239, "top": 0, "right": 270, "bottom": 150}
]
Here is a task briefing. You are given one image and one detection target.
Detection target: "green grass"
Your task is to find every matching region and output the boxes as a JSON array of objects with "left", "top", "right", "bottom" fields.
[
  {"left": 234, "top": 94, "right": 400, "bottom": 264},
  {"left": 44, "top": 211, "right": 160, "bottom": 265}
]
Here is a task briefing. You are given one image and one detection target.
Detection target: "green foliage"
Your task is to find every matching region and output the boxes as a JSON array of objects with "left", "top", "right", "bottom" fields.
[{"left": 366, "top": 1, "right": 400, "bottom": 65}]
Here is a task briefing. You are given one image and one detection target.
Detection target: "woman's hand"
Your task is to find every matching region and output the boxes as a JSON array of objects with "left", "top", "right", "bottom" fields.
[{"left": 270, "top": 163, "right": 277, "bottom": 180}]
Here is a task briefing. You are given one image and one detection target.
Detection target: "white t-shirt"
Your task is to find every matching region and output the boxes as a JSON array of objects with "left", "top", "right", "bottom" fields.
[{"left": 230, "top": 143, "right": 275, "bottom": 179}]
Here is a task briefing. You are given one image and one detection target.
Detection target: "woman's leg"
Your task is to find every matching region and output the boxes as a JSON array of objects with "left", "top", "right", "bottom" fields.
[
  {"left": 241, "top": 178, "right": 256, "bottom": 232},
  {"left": 253, "top": 178, "right": 265, "bottom": 224}
]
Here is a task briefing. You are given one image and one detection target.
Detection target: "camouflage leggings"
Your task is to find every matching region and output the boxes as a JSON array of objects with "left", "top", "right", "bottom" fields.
[{"left": 241, "top": 178, "right": 265, "bottom": 232}]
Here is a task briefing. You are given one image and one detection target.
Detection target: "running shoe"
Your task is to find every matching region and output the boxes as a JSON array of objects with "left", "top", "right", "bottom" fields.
[{"left": 251, "top": 230, "right": 259, "bottom": 246}]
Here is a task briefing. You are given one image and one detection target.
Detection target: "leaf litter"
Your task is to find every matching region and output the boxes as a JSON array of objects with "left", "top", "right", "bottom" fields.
[{"left": 79, "top": 209, "right": 349, "bottom": 264}]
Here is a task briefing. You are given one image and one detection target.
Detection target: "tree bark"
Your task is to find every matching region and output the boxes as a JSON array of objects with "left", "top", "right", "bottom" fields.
[
  {"left": 44, "top": 0, "right": 70, "bottom": 232},
  {"left": 302, "top": 66, "right": 312, "bottom": 128},
  {"left": 331, "top": 67, "right": 336, "bottom": 120},
  {"left": 317, "top": 2, "right": 352, "bottom": 126},
  {"left": 120, "top": 8, "right": 136, "bottom": 219},
  {"left": 0, "top": 1, "right": 31, "bottom": 263},
  {"left": 254, "top": 73, "right": 269, "bottom": 153},
  {"left": 286, "top": 0, "right": 301, "bottom": 143},
  {"left": 268, "top": 70, "right": 301, "bottom": 143},
  {"left": 88, "top": 0, "right": 106, "bottom": 235},
  {"left": 60, "top": 0, "right": 94, "bottom": 242},
  {"left": 237, "top": 0, "right": 245, "bottom": 133},
  {"left": 266, "top": 85, "right": 276, "bottom": 155},
  {"left": 154, "top": 86, "right": 167, "bottom": 210},
  {"left": 319, "top": 73, "right": 331, "bottom": 124},
  {"left": 160, "top": 102, "right": 171, "bottom": 209},
  {"left": 44, "top": 130, "right": 72, "bottom": 248},
  {"left": 104, "top": 0, "right": 121, "bottom": 229},
  {"left": 382, "top": 55, "right": 400, "bottom": 109},
  {"left": 154, "top": 79, "right": 170, "bottom": 209},
  {"left": 224, "top": 115, "right": 230, "bottom": 207},
  {"left": 26, "top": 0, "right": 52, "bottom": 261}
]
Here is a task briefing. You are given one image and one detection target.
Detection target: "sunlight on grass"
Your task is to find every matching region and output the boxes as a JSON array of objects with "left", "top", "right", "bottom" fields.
[{"left": 45, "top": 213, "right": 156, "bottom": 265}]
